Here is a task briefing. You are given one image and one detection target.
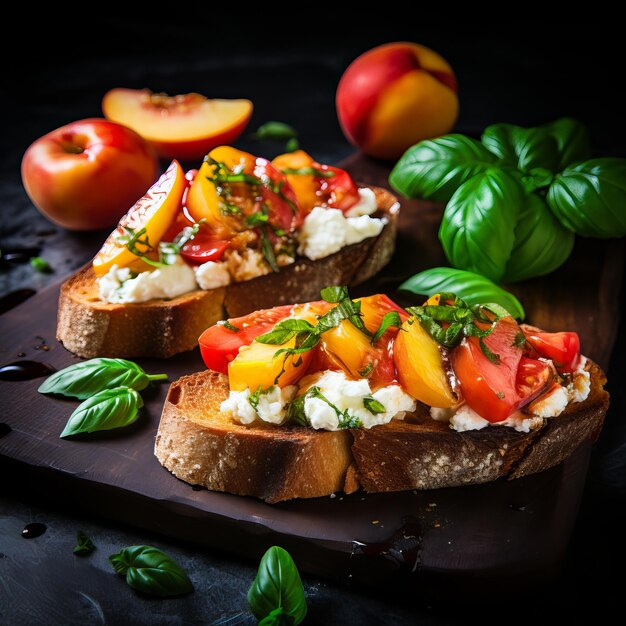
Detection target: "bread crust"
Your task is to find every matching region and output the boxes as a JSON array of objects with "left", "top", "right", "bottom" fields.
[
  {"left": 154, "top": 363, "right": 609, "bottom": 502},
  {"left": 57, "top": 185, "right": 399, "bottom": 358}
]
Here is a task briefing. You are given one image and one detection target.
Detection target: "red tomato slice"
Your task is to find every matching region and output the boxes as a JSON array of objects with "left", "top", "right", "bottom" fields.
[
  {"left": 515, "top": 357, "right": 553, "bottom": 405},
  {"left": 452, "top": 318, "right": 556, "bottom": 421},
  {"left": 180, "top": 230, "right": 230, "bottom": 265},
  {"left": 255, "top": 158, "right": 303, "bottom": 232},
  {"left": 451, "top": 317, "right": 524, "bottom": 422},
  {"left": 522, "top": 326, "right": 580, "bottom": 373},
  {"left": 315, "top": 164, "right": 360, "bottom": 212},
  {"left": 199, "top": 305, "right": 294, "bottom": 373}
]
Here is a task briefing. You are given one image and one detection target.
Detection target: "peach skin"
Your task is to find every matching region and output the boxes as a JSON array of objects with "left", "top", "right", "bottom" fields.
[{"left": 336, "top": 42, "right": 458, "bottom": 160}]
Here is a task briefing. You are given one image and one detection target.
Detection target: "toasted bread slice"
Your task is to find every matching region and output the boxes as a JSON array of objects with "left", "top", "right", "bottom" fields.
[
  {"left": 155, "top": 363, "right": 608, "bottom": 502},
  {"left": 57, "top": 185, "right": 399, "bottom": 358}
]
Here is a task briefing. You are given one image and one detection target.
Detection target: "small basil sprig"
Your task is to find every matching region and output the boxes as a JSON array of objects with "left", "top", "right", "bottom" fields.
[
  {"left": 247, "top": 546, "right": 307, "bottom": 626},
  {"left": 390, "top": 117, "right": 625, "bottom": 287},
  {"left": 60, "top": 387, "right": 143, "bottom": 438},
  {"left": 399, "top": 267, "right": 525, "bottom": 320},
  {"left": 406, "top": 292, "right": 509, "bottom": 364},
  {"left": 109, "top": 545, "right": 193, "bottom": 598},
  {"left": 74, "top": 530, "right": 95, "bottom": 556},
  {"left": 253, "top": 121, "right": 299, "bottom": 152},
  {"left": 39, "top": 358, "right": 167, "bottom": 399}
]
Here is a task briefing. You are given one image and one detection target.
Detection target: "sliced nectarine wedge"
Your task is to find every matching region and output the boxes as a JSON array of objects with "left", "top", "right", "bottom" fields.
[
  {"left": 92, "top": 160, "right": 186, "bottom": 276},
  {"left": 102, "top": 88, "right": 253, "bottom": 160}
]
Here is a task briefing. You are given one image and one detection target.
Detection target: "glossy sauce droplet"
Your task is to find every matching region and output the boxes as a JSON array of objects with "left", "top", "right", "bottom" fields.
[
  {"left": 22, "top": 523, "right": 47, "bottom": 539},
  {"left": 0, "top": 361, "right": 56, "bottom": 381},
  {"left": 0, "top": 423, "right": 11, "bottom": 438}
]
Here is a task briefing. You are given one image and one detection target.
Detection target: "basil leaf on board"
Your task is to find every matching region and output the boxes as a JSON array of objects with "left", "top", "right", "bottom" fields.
[
  {"left": 259, "top": 607, "right": 296, "bottom": 626},
  {"left": 439, "top": 168, "right": 524, "bottom": 282},
  {"left": 254, "top": 121, "right": 298, "bottom": 141},
  {"left": 60, "top": 387, "right": 143, "bottom": 438},
  {"left": 543, "top": 117, "right": 591, "bottom": 170},
  {"left": 504, "top": 193, "right": 574, "bottom": 282},
  {"left": 547, "top": 158, "right": 626, "bottom": 238},
  {"left": 74, "top": 530, "right": 95, "bottom": 555},
  {"left": 109, "top": 545, "right": 193, "bottom": 598},
  {"left": 247, "top": 546, "right": 307, "bottom": 625},
  {"left": 481, "top": 123, "right": 559, "bottom": 173},
  {"left": 389, "top": 135, "right": 497, "bottom": 202},
  {"left": 399, "top": 267, "right": 525, "bottom": 319},
  {"left": 39, "top": 358, "right": 167, "bottom": 400}
]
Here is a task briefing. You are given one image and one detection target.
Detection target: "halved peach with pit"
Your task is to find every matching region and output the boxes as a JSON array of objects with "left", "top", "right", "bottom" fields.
[{"left": 102, "top": 88, "right": 253, "bottom": 161}]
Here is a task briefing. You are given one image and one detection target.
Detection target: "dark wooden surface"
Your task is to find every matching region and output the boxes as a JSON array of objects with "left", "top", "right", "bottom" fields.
[{"left": 1, "top": 154, "right": 622, "bottom": 601}]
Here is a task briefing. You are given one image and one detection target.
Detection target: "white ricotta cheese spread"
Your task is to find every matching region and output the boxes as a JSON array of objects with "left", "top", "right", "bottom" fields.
[
  {"left": 195, "top": 261, "right": 231, "bottom": 290},
  {"left": 345, "top": 187, "right": 378, "bottom": 217},
  {"left": 298, "top": 207, "right": 386, "bottom": 261},
  {"left": 98, "top": 256, "right": 197, "bottom": 304},
  {"left": 220, "top": 385, "right": 297, "bottom": 426}
]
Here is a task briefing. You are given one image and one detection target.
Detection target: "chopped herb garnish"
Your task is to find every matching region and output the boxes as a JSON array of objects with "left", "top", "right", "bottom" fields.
[
  {"left": 259, "top": 226, "right": 279, "bottom": 273},
  {"left": 358, "top": 363, "right": 374, "bottom": 378},
  {"left": 255, "top": 286, "right": 372, "bottom": 384},
  {"left": 74, "top": 530, "right": 95, "bottom": 555},
  {"left": 307, "top": 386, "right": 363, "bottom": 430},
  {"left": 285, "top": 137, "right": 299, "bottom": 152},
  {"left": 370, "top": 311, "right": 402, "bottom": 344},
  {"left": 281, "top": 167, "right": 335, "bottom": 178},
  {"left": 248, "top": 385, "right": 264, "bottom": 412},
  {"left": 30, "top": 256, "right": 52, "bottom": 273},
  {"left": 496, "top": 391, "right": 506, "bottom": 399},
  {"left": 406, "top": 292, "right": 508, "bottom": 363},
  {"left": 363, "top": 396, "right": 386, "bottom": 415},
  {"left": 513, "top": 330, "right": 527, "bottom": 348},
  {"left": 222, "top": 321, "right": 241, "bottom": 333}
]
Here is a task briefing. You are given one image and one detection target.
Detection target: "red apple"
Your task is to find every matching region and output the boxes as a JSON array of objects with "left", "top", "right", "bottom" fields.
[
  {"left": 102, "top": 88, "right": 253, "bottom": 160},
  {"left": 336, "top": 42, "right": 459, "bottom": 160},
  {"left": 21, "top": 118, "right": 159, "bottom": 231}
]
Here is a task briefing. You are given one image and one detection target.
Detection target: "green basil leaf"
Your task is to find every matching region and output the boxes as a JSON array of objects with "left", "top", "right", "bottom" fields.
[
  {"left": 254, "top": 121, "right": 298, "bottom": 141},
  {"left": 389, "top": 135, "right": 497, "bottom": 202},
  {"left": 547, "top": 158, "right": 626, "bottom": 238},
  {"left": 439, "top": 168, "right": 524, "bottom": 282},
  {"left": 60, "top": 387, "right": 143, "bottom": 438},
  {"left": 363, "top": 397, "right": 386, "bottom": 415},
  {"left": 30, "top": 256, "right": 52, "bottom": 273},
  {"left": 481, "top": 123, "right": 522, "bottom": 163},
  {"left": 260, "top": 607, "right": 296, "bottom": 626},
  {"left": 109, "top": 545, "right": 193, "bottom": 598},
  {"left": 399, "top": 267, "right": 525, "bottom": 319},
  {"left": 504, "top": 193, "right": 574, "bottom": 282},
  {"left": 371, "top": 311, "right": 402, "bottom": 344},
  {"left": 287, "top": 394, "right": 309, "bottom": 426},
  {"left": 74, "top": 530, "right": 95, "bottom": 555},
  {"left": 320, "top": 286, "right": 350, "bottom": 303},
  {"left": 39, "top": 358, "right": 167, "bottom": 400},
  {"left": 247, "top": 546, "right": 307, "bottom": 625},
  {"left": 482, "top": 124, "right": 560, "bottom": 173},
  {"left": 542, "top": 117, "right": 591, "bottom": 170}
]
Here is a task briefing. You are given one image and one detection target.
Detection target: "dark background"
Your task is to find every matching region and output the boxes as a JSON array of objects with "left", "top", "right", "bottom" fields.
[{"left": 1, "top": 21, "right": 625, "bottom": 625}]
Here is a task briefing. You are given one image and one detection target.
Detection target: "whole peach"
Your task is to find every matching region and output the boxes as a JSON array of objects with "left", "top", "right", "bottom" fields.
[{"left": 336, "top": 42, "right": 459, "bottom": 160}]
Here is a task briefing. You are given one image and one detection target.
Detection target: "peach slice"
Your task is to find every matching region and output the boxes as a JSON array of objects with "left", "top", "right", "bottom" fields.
[{"left": 102, "top": 88, "right": 253, "bottom": 160}]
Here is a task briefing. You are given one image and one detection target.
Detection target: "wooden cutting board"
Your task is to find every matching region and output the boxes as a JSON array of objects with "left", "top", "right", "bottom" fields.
[{"left": 0, "top": 155, "right": 623, "bottom": 599}]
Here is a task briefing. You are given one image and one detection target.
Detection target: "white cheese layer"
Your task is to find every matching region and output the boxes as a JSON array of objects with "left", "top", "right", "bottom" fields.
[
  {"left": 220, "top": 385, "right": 297, "bottom": 426},
  {"left": 195, "top": 261, "right": 231, "bottom": 290},
  {"left": 345, "top": 187, "right": 378, "bottom": 217},
  {"left": 98, "top": 256, "right": 197, "bottom": 304},
  {"left": 298, "top": 207, "right": 386, "bottom": 261}
]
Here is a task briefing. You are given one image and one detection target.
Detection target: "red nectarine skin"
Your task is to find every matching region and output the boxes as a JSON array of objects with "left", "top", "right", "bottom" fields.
[
  {"left": 21, "top": 118, "right": 158, "bottom": 231},
  {"left": 336, "top": 42, "right": 459, "bottom": 160}
]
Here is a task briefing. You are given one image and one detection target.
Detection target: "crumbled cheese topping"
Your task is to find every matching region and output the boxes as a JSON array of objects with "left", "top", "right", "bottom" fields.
[
  {"left": 225, "top": 248, "right": 271, "bottom": 282},
  {"left": 220, "top": 385, "right": 297, "bottom": 426},
  {"left": 194, "top": 261, "right": 231, "bottom": 290},
  {"left": 98, "top": 256, "right": 197, "bottom": 304},
  {"left": 298, "top": 207, "right": 386, "bottom": 261},
  {"left": 345, "top": 187, "right": 378, "bottom": 217}
]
